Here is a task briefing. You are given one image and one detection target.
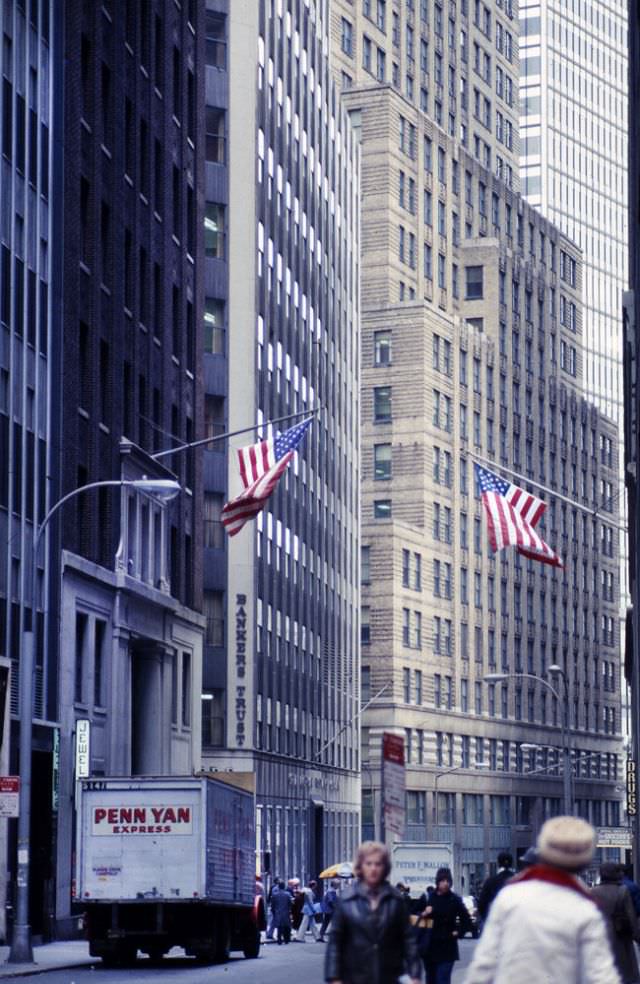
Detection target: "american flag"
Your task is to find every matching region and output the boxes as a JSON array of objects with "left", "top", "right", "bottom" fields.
[
  {"left": 221, "top": 418, "right": 313, "bottom": 537},
  {"left": 475, "top": 463, "right": 563, "bottom": 568}
]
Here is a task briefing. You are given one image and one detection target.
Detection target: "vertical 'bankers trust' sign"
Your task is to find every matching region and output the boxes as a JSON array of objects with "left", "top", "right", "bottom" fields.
[{"left": 234, "top": 594, "right": 248, "bottom": 747}]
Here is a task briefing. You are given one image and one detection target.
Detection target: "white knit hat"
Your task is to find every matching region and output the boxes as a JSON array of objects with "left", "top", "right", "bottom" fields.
[{"left": 536, "top": 816, "right": 596, "bottom": 870}]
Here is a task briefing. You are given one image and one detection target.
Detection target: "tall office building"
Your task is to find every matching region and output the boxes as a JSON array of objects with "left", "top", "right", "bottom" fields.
[
  {"left": 519, "top": 0, "right": 627, "bottom": 420},
  {"left": 623, "top": 0, "right": 640, "bottom": 875},
  {"left": 49, "top": 0, "right": 206, "bottom": 936},
  {"left": 201, "top": 0, "right": 361, "bottom": 881},
  {"left": 0, "top": 0, "right": 57, "bottom": 940},
  {"left": 331, "top": 1, "right": 624, "bottom": 888}
]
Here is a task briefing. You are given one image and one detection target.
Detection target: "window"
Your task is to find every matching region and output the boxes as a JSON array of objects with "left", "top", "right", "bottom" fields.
[
  {"left": 465, "top": 265, "right": 483, "bottom": 299},
  {"left": 181, "top": 652, "right": 191, "bottom": 727},
  {"left": 75, "top": 612, "right": 88, "bottom": 703},
  {"left": 204, "top": 203, "right": 225, "bottom": 258},
  {"left": 204, "top": 298, "right": 225, "bottom": 355},
  {"left": 406, "top": 791, "right": 426, "bottom": 826},
  {"left": 374, "top": 330, "right": 392, "bottom": 365},
  {"left": 361, "top": 545, "right": 371, "bottom": 584},
  {"left": 374, "top": 443, "right": 392, "bottom": 480},
  {"left": 374, "top": 386, "right": 392, "bottom": 421},
  {"left": 341, "top": 18, "right": 353, "bottom": 55},
  {"left": 374, "top": 499, "right": 391, "bottom": 519},
  {"left": 361, "top": 607, "right": 370, "bottom": 644},
  {"left": 363, "top": 35, "right": 372, "bottom": 72}
]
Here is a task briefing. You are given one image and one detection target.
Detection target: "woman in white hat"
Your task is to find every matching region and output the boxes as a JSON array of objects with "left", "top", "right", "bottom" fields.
[{"left": 464, "top": 816, "right": 622, "bottom": 984}]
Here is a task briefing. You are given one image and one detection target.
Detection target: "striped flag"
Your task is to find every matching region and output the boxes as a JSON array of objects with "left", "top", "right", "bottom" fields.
[
  {"left": 221, "top": 418, "right": 313, "bottom": 537},
  {"left": 474, "top": 463, "right": 563, "bottom": 568}
]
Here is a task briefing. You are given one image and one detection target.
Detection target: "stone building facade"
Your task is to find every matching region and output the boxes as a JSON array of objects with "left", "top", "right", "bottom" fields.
[{"left": 344, "top": 79, "right": 622, "bottom": 891}]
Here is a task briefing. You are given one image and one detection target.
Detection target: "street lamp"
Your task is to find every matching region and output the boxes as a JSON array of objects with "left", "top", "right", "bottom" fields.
[
  {"left": 10, "top": 477, "right": 181, "bottom": 963},
  {"left": 484, "top": 671, "right": 573, "bottom": 816}
]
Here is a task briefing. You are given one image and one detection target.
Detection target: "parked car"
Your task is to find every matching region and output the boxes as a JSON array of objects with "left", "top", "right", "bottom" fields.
[{"left": 462, "top": 895, "right": 479, "bottom": 938}]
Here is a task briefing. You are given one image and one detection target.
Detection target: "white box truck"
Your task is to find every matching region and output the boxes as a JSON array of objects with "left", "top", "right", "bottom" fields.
[{"left": 75, "top": 775, "right": 263, "bottom": 966}]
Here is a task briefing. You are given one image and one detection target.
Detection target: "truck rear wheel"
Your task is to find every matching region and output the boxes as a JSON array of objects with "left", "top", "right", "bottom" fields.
[
  {"left": 214, "top": 921, "right": 231, "bottom": 963},
  {"left": 242, "top": 929, "right": 260, "bottom": 959}
]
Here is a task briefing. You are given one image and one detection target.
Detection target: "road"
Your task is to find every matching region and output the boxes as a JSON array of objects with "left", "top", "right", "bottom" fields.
[{"left": 6, "top": 938, "right": 477, "bottom": 983}]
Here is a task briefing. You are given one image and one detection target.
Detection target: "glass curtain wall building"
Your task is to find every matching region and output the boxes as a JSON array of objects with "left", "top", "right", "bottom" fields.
[
  {"left": 202, "top": 0, "right": 361, "bottom": 882},
  {"left": 519, "top": 0, "right": 629, "bottom": 729},
  {"left": 0, "top": 0, "right": 57, "bottom": 940},
  {"left": 519, "top": 0, "right": 627, "bottom": 419}
]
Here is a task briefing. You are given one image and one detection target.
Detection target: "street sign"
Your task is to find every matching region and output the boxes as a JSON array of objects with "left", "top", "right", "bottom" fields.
[
  {"left": 391, "top": 842, "right": 454, "bottom": 892},
  {"left": 76, "top": 719, "right": 91, "bottom": 779},
  {"left": 627, "top": 758, "right": 637, "bottom": 817},
  {"left": 382, "top": 732, "right": 405, "bottom": 839},
  {"left": 597, "top": 826, "right": 633, "bottom": 848},
  {"left": 0, "top": 776, "right": 20, "bottom": 817}
]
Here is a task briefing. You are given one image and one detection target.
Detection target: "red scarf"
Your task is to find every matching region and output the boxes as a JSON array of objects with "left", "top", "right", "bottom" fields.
[{"left": 509, "top": 864, "right": 596, "bottom": 903}]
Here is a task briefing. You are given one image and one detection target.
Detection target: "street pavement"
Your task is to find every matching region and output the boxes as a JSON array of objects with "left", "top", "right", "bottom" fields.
[{"left": 0, "top": 936, "right": 478, "bottom": 982}]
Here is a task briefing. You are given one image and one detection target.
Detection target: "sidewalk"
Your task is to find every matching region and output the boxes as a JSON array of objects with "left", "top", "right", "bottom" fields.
[{"left": 0, "top": 941, "right": 93, "bottom": 979}]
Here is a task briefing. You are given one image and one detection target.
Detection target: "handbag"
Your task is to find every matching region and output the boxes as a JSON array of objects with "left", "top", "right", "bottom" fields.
[{"left": 414, "top": 915, "right": 434, "bottom": 958}]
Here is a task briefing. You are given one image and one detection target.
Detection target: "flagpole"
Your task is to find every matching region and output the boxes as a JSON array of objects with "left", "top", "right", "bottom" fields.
[
  {"left": 151, "top": 406, "right": 321, "bottom": 461},
  {"left": 469, "top": 450, "right": 626, "bottom": 530}
]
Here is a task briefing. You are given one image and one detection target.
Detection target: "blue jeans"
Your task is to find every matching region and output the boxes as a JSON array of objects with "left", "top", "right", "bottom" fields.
[{"left": 425, "top": 961, "right": 455, "bottom": 984}]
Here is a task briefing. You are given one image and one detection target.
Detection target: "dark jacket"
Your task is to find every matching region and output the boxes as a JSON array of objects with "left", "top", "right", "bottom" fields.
[
  {"left": 325, "top": 881, "right": 421, "bottom": 984},
  {"left": 423, "top": 890, "right": 471, "bottom": 965},
  {"left": 591, "top": 882, "right": 640, "bottom": 983},
  {"left": 271, "top": 888, "right": 293, "bottom": 928},
  {"left": 624, "top": 876, "right": 640, "bottom": 917},
  {"left": 477, "top": 868, "right": 515, "bottom": 921}
]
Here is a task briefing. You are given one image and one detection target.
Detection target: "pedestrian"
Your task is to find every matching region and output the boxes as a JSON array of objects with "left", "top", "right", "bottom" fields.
[
  {"left": 623, "top": 865, "right": 640, "bottom": 916},
  {"left": 271, "top": 879, "right": 293, "bottom": 945},
  {"left": 319, "top": 880, "right": 339, "bottom": 941},
  {"left": 297, "top": 879, "right": 321, "bottom": 941},
  {"left": 477, "top": 852, "right": 515, "bottom": 923},
  {"left": 396, "top": 882, "right": 413, "bottom": 916},
  {"left": 289, "top": 878, "right": 304, "bottom": 932},
  {"left": 591, "top": 862, "right": 640, "bottom": 984},
  {"left": 325, "top": 840, "right": 422, "bottom": 984},
  {"left": 266, "top": 877, "right": 281, "bottom": 941},
  {"left": 517, "top": 846, "right": 538, "bottom": 870},
  {"left": 463, "top": 816, "right": 622, "bottom": 984},
  {"left": 420, "top": 866, "right": 471, "bottom": 984}
]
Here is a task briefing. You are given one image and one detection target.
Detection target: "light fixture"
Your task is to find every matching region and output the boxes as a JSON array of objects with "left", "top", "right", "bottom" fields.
[
  {"left": 131, "top": 478, "right": 181, "bottom": 501},
  {"left": 547, "top": 664, "right": 563, "bottom": 674},
  {"left": 484, "top": 673, "right": 508, "bottom": 683}
]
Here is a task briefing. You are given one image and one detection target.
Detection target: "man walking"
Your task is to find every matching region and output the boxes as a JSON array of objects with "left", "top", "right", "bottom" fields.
[
  {"left": 296, "top": 879, "right": 321, "bottom": 941},
  {"left": 477, "top": 852, "right": 515, "bottom": 924},
  {"left": 464, "top": 816, "right": 622, "bottom": 984}
]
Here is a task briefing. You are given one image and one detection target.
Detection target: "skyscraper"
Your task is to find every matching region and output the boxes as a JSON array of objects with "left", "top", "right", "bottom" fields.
[
  {"left": 0, "top": 0, "right": 57, "bottom": 941},
  {"left": 332, "top": 0, "right": 624, "bottom": 887},
  {"left": 519, "top": 0, "right": 627, "bottom": 420},
  {"left": 623, "top": 0, "right": 640, "bottom": 877},
  {"left": 51, "top": 0, "right": 206, "bottom": 936},
  {"left": 202, "top": 0, "right": 361, "bottom": 880}
]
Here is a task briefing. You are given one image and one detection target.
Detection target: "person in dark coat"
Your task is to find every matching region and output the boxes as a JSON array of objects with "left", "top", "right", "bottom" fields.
[
  {"left": 420, "top": 867, "right": 471, "bottom": 984},
  {"left": 325, "top": 840, "right": 422, "bottom": 984},
  {"left": 477, "top": 852, "right": 515, "bottom": 923},
  {"left": 271, "top": 879, "right": 293, "bottom": 944},
  {"left": 319, "top": 881, "right": 339, "bottom": 941},
  {"left": 624, "top": 866, "right": 640, "bottom": 916},
  {"left": 591, "top": 862, "right": 640, "bottom": 984}
]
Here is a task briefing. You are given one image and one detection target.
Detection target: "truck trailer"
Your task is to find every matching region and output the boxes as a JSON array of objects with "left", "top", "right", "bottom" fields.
[{"left": 75, "top": 775, "right": 262, "bottom": 966}]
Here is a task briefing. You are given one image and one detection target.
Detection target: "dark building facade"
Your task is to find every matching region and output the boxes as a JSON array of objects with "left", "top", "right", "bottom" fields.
[
  {"left": 50, "top": 0, "right": 205, "bottom": 936},
  {"left": 201, "top": 0, "right": 361, "bottom": 882},
  {"left": 624, "top": 0, "right": 640, "bottom": 875}
]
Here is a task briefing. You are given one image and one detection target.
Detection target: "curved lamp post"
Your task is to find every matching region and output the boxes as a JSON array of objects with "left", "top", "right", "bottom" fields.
[
  {"left": 484, "top": 670, "right": 573, "bottom": 816},
  {"left": 10, "top": 478, "right": 180, "bottom": 963}
]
